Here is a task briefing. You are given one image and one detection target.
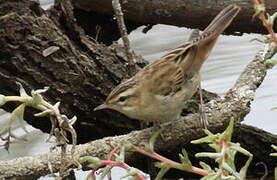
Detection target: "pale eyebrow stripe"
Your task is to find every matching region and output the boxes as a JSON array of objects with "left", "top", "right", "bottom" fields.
[{"left": 107, "top": 78, "right": 136, "bottom": 100}]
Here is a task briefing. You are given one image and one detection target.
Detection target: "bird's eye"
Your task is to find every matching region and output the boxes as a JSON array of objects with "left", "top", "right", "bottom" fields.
[{"left": 119, "top": 96, "right": 127, "bottom": 102}]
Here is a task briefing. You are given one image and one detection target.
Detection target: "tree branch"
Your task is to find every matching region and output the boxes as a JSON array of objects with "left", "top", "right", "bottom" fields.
[{"left": 73, "top": 0, "right": 277, "bottom": 34}]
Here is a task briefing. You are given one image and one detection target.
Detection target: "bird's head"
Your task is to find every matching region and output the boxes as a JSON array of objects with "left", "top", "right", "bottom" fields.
[{"left": 94, "top": 78, "right": 141, "bottom": 118}]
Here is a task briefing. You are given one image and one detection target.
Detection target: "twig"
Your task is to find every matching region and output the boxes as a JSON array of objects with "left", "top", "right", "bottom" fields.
[
  {"left": 100, "top": 160, "right": 146, "bottom": 180},
  {"left": 132, "top": 146, "right": 209, "bottom": 176},
  {"left": 112, "top": 0, "right": 136, "bottom": 76},
  {"left": 0, "top": 85, "right": 79, "bottom": 179},
  {"left": 79, "top": 156, "right": 146, "bottom": 180},
  {"left": 252, "top": 0, "right": 277, "bottom": 45}
]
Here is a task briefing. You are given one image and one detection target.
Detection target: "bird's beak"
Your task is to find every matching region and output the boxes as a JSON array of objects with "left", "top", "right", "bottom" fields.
[{"left": 94, "top": 103, "right": 110, "bottom": 111}]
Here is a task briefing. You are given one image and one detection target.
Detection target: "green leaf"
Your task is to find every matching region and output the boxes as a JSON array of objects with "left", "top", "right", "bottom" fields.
[
  {"left": 116, "top": 146, "right": 126, "bottom": 162},
  {"left": 221, "top": 162, "right": 240, "bottom": 179},
  {"left": 98, "top": 166, "right": 113, "bottom": 180},
  {"left": 155, "top": 166, "right": 170, "bottom": 180},
  {"left": 154, "top": 162, "right": 165, "bottom": 169},
  {"left": 239, "top": 153, "right": 253, "bottom": 179},
  {"left": 224, "top": 147, "right": 237, "bottom": 170},
  {"left": 271, "top": 144, "right": 277, "bottom": 151},
  {"left": 120, "top": 167, "right": 139, "bottom": 179},
  {"left": 13, "top": 104, "right": 25, "bottom": 117},
  {"left": 229, "top": 143, "right": 252, "bottom": 157},
  {"left": 203, "top": 128, "right": 214, "bottom": 136},
  {"left": 179, "top": 148, "right": 192, "bottom": 167},
  {"left": 222, "top": 118, "right": 235, "bottom": 141},
  {"left": 10, "top": 104, "right": 26, "bottom": 131},
  {"left": 34, "top": 109, "right": 53, "bottom": 117},
  {"left": 32, "top": 93, "right": 43, "bottom": 105},
  {"left": 200, "top": 172, "right": 220, "bottom": 180},
  {"left": 79, "top": 156, "right": 102, "bottom": 168},
  {"left": 199, "top": 161, "right": 212, "bottom": 171},
  {"left": 220, "top": 175, "right": 237, "bottom": 180},
  {"left": 208, "top": 143, "right": 220, "bottom": 152},
  {"left": 195, "top": 152, "right": 221, "bottom": 159},
  {"left": 17, "top": 82, "right": 29, "bottom": 97},
  {"left": 191, "top": 135, "right": 217, "bottom": 144},
  {"left": 270, "top": 144, "right": 277, "bottom": 157},
  {"left": 0, "top": 95, "right": 6, "bottom": 106},
  {"left": 149, "top": 128, "right": 163, "bottom": 151}
]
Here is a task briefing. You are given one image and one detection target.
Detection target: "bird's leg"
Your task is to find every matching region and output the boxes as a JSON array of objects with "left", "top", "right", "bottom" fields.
[
  {"left": 140, "top": 121, "right": 150, "bottom": 129},
  {"left": 198, "top": 83, "right": 209, "bottom": 129},
  {"left": 152, "top": 120, "right": 161, "bottom": 127}
]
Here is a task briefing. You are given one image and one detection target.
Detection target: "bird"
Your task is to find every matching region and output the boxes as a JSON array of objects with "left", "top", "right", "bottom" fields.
[{"left": 94, "top": 5, "right": 240, "bottom": 124}]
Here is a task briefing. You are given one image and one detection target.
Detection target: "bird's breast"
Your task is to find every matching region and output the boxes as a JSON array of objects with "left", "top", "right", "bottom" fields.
[{"left": 127, "top": 73, "right": 200, "bottom": 122}]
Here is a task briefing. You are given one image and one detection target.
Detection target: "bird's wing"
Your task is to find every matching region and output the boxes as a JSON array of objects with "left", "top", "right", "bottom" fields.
[
  {"left": 138, "top": 57, "right": 191, "bottom": 96},
  {"left": 137, "top": 31, "right": 200, "bottom": 96}
]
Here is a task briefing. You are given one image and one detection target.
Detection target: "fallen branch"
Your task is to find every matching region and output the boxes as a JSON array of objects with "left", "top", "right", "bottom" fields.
[{"left": 73, "top": 0, "right": 277, "bottom": 34}]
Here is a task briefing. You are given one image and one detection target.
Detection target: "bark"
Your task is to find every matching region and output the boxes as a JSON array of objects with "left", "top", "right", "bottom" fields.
[
  {"left": 0, "top": 0, "right": 277, "bottom": 179},
  {"left": 0, "top": 0, "right": 147, "bottom": 143},
  {"left": 74, "top": 0, "right": 277, "bottom": 35}
]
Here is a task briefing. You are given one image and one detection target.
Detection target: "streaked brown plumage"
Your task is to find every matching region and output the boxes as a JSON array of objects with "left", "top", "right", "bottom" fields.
[{"left": 95, "top": 5, "right": 240, "bottom": 122}]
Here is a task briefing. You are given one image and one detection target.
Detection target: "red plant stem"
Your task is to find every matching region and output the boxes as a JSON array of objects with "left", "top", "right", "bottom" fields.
[
  {"left": 88, "top": 168, "right": 97, "bottom": 179},
  {"left": 258, "top": 11, "right": 277, "bottom": 44},
  {"left": 263, "top": 20, "right": 277, "bottom": 44},
  {"left": 107, "top": 145, "right": 121, "bottom": 160},
  {"left": 132, "top": 146, "right": 208, "bottom": 176},
  {"left": 252, "top": 0, "right": 277, "bottom": 45},
  {"left": 220, "top": 140, "right": 228, "bottom": 161},
  {"left": 219, "top": 139, "right": 228, "bottom": 176},
  {"left": 190, "top": 166, "right": 210, "bottom": 176},
  {"left": 100, "top": 160, "right": 146, "bottom": 180}
]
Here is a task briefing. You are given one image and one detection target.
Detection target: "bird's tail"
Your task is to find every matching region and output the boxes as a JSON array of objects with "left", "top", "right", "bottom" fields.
[
  {"left": 191, "top": 4, "right": 241, "bottom": 72},
  {"left": 162, "top": 5, "right": 240, "bottom": 73},
  {"left": 204, "top": 5, "right": 240, "bottom": 35}
]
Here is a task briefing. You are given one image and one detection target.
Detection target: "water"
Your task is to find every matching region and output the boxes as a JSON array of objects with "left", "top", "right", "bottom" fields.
[{"left": 39, "top": 0, "right": 54, "bottom": 9}]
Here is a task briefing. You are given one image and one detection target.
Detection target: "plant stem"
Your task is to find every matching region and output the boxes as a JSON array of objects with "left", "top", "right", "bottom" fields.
[
  {"left": 100, "top": 160, "right": 146, "bottom": 180},
  {"left": 133, "top": 146, "right": 209, "bottom": 176}
]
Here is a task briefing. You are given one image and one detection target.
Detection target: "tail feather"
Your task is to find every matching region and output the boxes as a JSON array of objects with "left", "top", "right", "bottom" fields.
[
  {"left": 203, "top": 5, "right": 240, "bottom": 35},
  {"left": 191, "top": 4, "right": 240, "bottom": 71},
  {"left": 162, "top": 5, "right": 240, "bottom": 73}
]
